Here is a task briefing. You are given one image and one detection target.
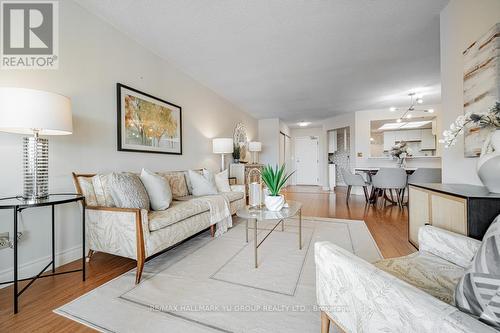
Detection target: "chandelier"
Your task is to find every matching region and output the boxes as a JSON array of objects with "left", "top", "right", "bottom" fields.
[{"left": 389, "top": 92, "right": 434, "bottom": 123}]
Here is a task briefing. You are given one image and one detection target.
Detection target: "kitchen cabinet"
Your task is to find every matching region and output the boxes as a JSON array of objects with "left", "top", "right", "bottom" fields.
[
  {"left": 383, "top": 132, "right": 395, "bottom": 151},
  {"left": 420, "top": 129, "right": 436, "bottom": 150},
  {"left": 328, "top": 130, "right": 337, "bottom": 153},
  {"left": 405, "top": 130, "right": 422, "bottom": 142}
]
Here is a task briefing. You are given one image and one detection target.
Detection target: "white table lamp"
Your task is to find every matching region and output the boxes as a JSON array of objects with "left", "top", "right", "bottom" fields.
[
  {"left": 212, "top": 138, "right": 233, "bottom": 171},
  {"left": 248, "top": 141, "right": 262, "bottom": 164},
  {"left": 0, "top": 88, "right": 72, "bottom": 199}
]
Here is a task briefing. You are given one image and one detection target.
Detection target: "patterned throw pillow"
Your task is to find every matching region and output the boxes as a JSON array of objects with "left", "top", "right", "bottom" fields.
[
  {"left": 455, "top": 214, "right": 500, "bottom": 329},
  {"left": 159, "top": 172, "right": 189, "bottom": 198},
  {"left": 109, "top": 172, "right": 150, "bottom": 210},
  {"left": 92, "top": 174, "right": 115, "bottom": 207},
  {"left": 77, "top": 176, "right": 97, "bottom": 206}
]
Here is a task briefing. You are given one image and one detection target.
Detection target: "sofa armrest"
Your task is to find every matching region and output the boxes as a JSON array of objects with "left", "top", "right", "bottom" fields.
[
  {"left": 230, "top": 184, "right": 246, "bottom": 195},
  {"left": 86, "top": 206, "right": 149, "bottom": 259},
  {"left": 418, "top": 225, "right": 481, "bottom": 268},
  {"left": 314, "top": 241, "right": 495, "bottom": 333}
]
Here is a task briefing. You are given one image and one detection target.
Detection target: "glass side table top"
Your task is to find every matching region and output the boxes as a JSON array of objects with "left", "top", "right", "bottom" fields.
[
  {"left": 236, "top": 200, "right": 302, "bottom": 220},
  {"left": 0, "top": 193, "right": 84, "bottom": 209}
]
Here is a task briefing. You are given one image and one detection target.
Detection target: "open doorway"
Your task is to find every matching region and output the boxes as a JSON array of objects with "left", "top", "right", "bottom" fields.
[{"left": 328, "top": 127, "right": 351, "bottom": 187}]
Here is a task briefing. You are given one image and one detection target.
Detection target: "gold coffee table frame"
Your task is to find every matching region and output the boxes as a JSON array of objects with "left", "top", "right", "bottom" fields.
[{"left": 236, "top": 201, "right": 303, "bottom": 268}]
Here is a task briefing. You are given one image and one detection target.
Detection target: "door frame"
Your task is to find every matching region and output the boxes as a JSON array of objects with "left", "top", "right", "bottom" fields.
[{"left": 294, "top": 136, "right": 319, "bottom": 185}]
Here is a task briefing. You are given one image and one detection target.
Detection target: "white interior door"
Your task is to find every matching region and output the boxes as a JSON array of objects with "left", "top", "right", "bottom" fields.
[{"left": 295, "top": 136, "right": 319, "bottom": 185}]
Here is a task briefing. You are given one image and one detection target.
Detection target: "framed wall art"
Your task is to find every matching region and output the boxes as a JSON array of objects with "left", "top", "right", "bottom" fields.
[
  {"left": 463, "top": 23, "right": 500, "bottom": 157},
  {"left": 117, "top": 83, "right": 182, "bottom": 155}
]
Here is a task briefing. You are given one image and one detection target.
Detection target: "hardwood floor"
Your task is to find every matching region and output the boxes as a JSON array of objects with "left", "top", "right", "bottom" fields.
[
  {"left": 0, "top": 186, "right": 415, "bottom": 332},
  {"left": 283, "top": 185, "right": 415, "bottom": 258}
]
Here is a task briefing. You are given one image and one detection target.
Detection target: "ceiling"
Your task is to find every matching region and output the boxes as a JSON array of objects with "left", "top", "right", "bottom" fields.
[{"left": 76, "top": 0, "right": 448, "bottom": 126}]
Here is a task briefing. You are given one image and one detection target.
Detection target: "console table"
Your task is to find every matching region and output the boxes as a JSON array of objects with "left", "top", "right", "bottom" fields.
[
  {"left": 230, "top": 163, "right": 264, "bottom": 197},
  {"left": 0, "top": 193, "right": 85, "bottom": 313},
  {"left": 408, "top": 183, "right": 500, "bottom": 248}
]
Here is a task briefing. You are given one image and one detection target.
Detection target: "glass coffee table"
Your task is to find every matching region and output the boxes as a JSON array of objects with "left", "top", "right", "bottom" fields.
[{"left": 236, "top": 201, "right": 302, "bottom": 268}]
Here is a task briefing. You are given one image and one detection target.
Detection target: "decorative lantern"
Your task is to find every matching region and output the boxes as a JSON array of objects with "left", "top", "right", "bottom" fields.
[{"left": 247, "top": 168, "right": 262, "bottom": 208}]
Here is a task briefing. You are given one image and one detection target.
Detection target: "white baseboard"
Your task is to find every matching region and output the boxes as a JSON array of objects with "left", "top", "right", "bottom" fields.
[{"left": 0, "top": 245, "right": 83, "bottom": 289}]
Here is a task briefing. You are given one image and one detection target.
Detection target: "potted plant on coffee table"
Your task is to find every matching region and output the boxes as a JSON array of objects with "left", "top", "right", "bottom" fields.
[{"left": 261, "top": 164, "right": 294, "bottom": 211}]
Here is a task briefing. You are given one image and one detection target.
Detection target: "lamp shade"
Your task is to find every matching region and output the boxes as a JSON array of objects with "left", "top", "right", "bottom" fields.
[
  {"left": 0, "top": 87, "right": 72, "bottom": 135},
  {"left": 212, "top": 138, "right": 233, "bottom": 154},
  {"left": 248, "top": 141, "right": 262, "bottom": 152}
]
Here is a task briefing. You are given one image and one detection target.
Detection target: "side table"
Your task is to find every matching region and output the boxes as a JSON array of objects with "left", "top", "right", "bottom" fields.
[{"left": 0, "top": 193, "right": 86, "bottom": 313}]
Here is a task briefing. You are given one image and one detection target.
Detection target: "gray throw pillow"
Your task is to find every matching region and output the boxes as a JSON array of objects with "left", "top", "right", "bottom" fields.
[
  {"left": 109, "top": 172, "right": 150, "bottom": 210},
  {"left": 188, "top": 169, "right": 218, "bottom": 196},
  {"left": 455, "top": 214, "right": 500, "bottom": 329},
  {"left": 140, "top": 168, "right": 172, "bottom": 211}
]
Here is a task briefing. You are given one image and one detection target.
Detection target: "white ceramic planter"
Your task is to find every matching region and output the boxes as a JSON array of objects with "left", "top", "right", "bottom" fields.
[
  {"left": 265, "top": 195, "right": 285, "bottom": 211},
  {"left": 477, "top": 130, "right": 500, "bottom": 193}
]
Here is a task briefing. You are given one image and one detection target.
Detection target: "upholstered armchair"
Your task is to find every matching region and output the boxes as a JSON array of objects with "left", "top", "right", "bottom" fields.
[{"left": 315, "top": 226, "right": 497, "bottom": 333}]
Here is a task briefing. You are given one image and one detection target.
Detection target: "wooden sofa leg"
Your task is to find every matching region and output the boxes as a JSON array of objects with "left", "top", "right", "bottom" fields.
[
  {"left": 210, "top": 225, "right": 215, "bottom": 238},
  {"left": 136, "top": 257, "right": 145, "bottom": 284},
  {"left": 86, "top": 250, "right": 95, "bottom": 263},
  {"left": 321, "top": 311, "right": 330, "bottom": 333}
]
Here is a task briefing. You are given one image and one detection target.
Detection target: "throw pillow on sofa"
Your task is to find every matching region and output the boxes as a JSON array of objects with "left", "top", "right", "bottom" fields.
[
  {"left": 140, "top": 168, "right": 172, "bottom": 211},
  {"left": 109, "top": 172, "right": 150, "bottom": 210},
  {"left": 92, "top": 173, "right": 115, "bottom": 207},
  {"left": 455, "top": 214, "right": 500, "bottom": 329},
  {"left": 159, "top": 171, "right": 189, "bottom": 198},
  {"left": 188, "top": 169, "right": 218, "bottom": 196},
  {"left": 215, "top": 169, "right": 231, "bottom": 192}
]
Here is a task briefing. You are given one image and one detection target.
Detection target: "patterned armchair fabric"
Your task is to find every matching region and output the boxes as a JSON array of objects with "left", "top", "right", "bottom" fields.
[{"left": 315, "top": 226, "right": 498, "bottom": 332}]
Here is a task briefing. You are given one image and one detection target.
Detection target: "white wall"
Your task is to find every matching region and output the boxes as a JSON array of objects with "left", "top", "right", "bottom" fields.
[
  {"left": 290, "top": 127, "right": 327, "bottom": 187},
  {"left": 354, "top": 105, "right": 443, "bottom": 169},
  {"left": 258, "top": 118, "right": 280, "bottom": 165},
  {"left": 0, "top": 0, "right": 257, "bottom": 282},
  {"left": 440, "top": 0, "right": 500, "bottom": 184}
]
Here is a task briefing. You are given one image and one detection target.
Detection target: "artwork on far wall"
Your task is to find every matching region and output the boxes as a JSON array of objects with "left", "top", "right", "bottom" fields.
[
  {"left": 117, "top": 83, "right": 182, "bottom": 155},
  {"left": 463, "top": 22, "right": 500, "bottom": 158},
  {"left": 233, "top": 122, "right": 249, "bottom": 163}
]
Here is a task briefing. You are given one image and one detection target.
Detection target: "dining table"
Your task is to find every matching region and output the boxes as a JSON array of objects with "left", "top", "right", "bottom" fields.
[{"left": 354, "top": 167, "right": 417, "bottom": 205}]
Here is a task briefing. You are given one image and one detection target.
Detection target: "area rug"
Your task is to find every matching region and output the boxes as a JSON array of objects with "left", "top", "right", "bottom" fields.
[{"left": 55, "top": 217, "right": 382, "bottom": 333}]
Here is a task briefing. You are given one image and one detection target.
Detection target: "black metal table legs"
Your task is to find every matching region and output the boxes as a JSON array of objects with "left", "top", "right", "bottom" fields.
[
  {"left": 4, "top": 199, "right": 86, "bottom": 314},
  {"left": 82, "top": 204, "right": 86, "bottom": 282},
  {"left": 13, "top": 207, "right": 18, "bottom": 314}
]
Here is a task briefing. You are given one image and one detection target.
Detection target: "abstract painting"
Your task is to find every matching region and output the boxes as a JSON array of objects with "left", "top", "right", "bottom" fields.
[
  {"left": 463, "top": 23, "right": 500, "bottom": 157},
  {"left": 117, "top": 83, "right": 182, "bottom": 155}
]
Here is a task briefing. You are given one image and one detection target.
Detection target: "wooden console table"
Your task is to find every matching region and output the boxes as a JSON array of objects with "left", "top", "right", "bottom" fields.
[
  {"left": 408, "top": 183, "right": 500, "bottom": 248},
  {"left": 229, "top": 163, "right": 264, "bottom": 197}
]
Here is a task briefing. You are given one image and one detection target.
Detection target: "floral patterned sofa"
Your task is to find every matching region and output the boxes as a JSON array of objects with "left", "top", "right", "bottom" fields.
[
  {"left": 315, "top": 225, "right": 497, "bottom": 332},
  {"left": 73, "top": 170, "right": 245, "bottom": 284}
]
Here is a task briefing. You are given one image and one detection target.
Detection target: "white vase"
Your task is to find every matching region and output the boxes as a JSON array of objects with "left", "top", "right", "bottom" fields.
[
  {"left": 477, "top": 129, "right": 500, "bottom": 193},
  {"left": 265, "top": 195, "right": 285, "bottom": 211}
]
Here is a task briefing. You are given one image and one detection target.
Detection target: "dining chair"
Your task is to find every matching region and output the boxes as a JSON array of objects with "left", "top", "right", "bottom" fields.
[
  {"left": 371, "top": 168, "right": 408, "bottom": 207},
  {"left": 340, "top": 168, "right": 370, "bottom": 204},
  {"left": 408, "top": 168, "right": 442, "bottom": 184}
]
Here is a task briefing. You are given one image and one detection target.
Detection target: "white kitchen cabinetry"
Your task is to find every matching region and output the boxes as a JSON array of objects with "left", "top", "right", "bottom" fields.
[
  {"left": 328, "top": 130, "right": 337, "bottom": 153},
  {"left": 383, "top": 132, "right": 395, "bottom": 151},
  {"left": 405, "top": 130, "right": 422, "bottom": 142},
  {"left": 420, "top": 129, "right": 436, "bottom": 150}
]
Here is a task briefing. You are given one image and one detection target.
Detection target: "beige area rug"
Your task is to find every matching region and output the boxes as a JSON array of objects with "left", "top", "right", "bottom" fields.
[{"left": 55, "top": 217, "right": 382, "bottom": 333}]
